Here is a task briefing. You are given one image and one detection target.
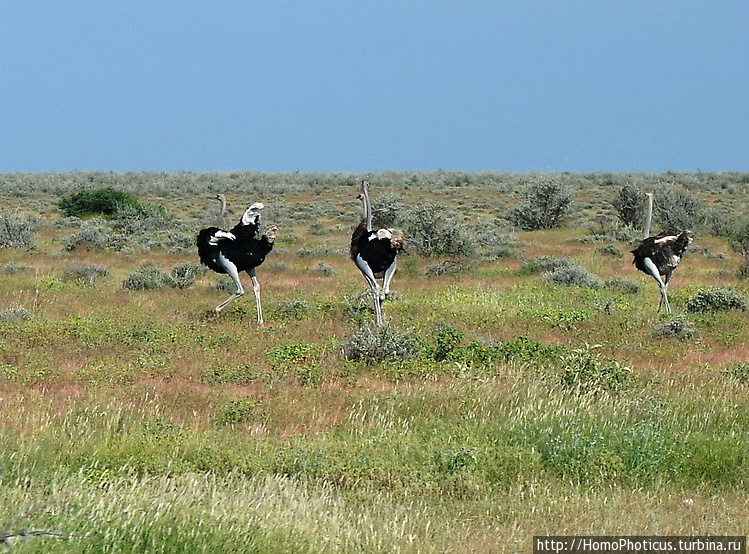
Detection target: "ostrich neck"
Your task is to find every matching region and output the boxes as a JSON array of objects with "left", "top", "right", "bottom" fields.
[
  {"left": 643, "top": 194, "right": 653, "bottom": 239},
  {"left": 362, "top": 183, "right": 373, "bottom": 232}
]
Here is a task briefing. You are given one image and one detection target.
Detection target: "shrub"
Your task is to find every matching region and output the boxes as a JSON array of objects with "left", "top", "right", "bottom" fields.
[
  {"left": 273, "top": 299, "right": 313, "bottom": 320},
  {"left": 721, "top": 363, "right": 749, "bottom": 384},
  {"left": 58, "top": 187, "right": 142, "bottom": 218},
  {"left": 653, "top": 187, "right": 704, "bottom": 233},
  {"left": 508, "top": 180, "right": 573, "bottom": 231},
  {"left": 595, "top": 244, "right": 623, "bottom": 258},
  {"left": 122, "top": 263, "right": 176, "bottom": 291},
  {"left": 313, "top": 261, "right": 336, "bottom": 276},
  {"left": 0, "top": 211, "right": 40, "bottom": 249},
  {"left": 402, "top": 203, "right": 476, "bottom": 257},
  {"left": 63, "top": 221, "right": 116, "bottom": 251},
  {"left": 63, "top": 264, "right": 110, "bottom": 286},
  {"left": 221, "top": 396, "right": 261, "bottom": 425},
  {"left": 730, "top": 219, "right": 749, "bottom": 260},
  {"left": 342, "top": 322, "right": 420, "bottom": 365},
  {"left": 371, "top": 193, "right": 404, "bottom": 228},
  {"left": 201, "top": 364, "right": 257, "bottom": 385},
  {"left": 685, "top": 287, "right": 749, "bottom": 313},
  {"left": 4, "top": 262, "right": 29, "bottom": 275},
  {"left": 170, "top": 262, "right": 201, "bottom": 289},
  {"left": 111, "top": 203, "right": 174, "bottom": 235},
  {"left": 652, "top": 315, "right": 697, "bottom": 340},
  {"left": 522, "top": 255, "right": 575, "bottom": 274},
  {"left": 546, "top": 265, "right": 603, "bottom": 289},
  {"left": 425, "top": 260, "right": 465, "bottom": 276},
  {"left": 0, "top": 306, "right": 32, "bottom": 323},
  {"left": 558, "top": 344, "right": 634, "bottom": 393},
  {"left": 429, "top": 322, "right": 464, "bottom": 361},
  {"left": 612, "top": 183, "right": 645, "bottom": 227},
  {"left": 603, "top": 276, "right": 641, "bottom": 294}
]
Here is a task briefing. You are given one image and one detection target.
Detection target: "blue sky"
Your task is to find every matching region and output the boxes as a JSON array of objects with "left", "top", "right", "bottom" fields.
[{"left": 1, "top": 1, "right": 747, "bottom": 174}]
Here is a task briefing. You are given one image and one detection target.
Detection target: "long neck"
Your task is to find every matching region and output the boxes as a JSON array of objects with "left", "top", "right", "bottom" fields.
[
  {"left": 643, "top": 193, "right": 653, "bottom": 239},
  {"left": 362, "top": 181, "right": 373, "bottom": 232},
  {"left": 215, "top": 195, "right": 227, "bottom": 226}
]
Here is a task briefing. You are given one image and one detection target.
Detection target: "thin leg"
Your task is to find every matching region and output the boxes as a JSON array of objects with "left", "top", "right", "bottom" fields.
[
  {"left": 641, "top": 258, "right": 670, "bottom": 313},
  {"left": 381, "top": 259, "right": 398, "bottom": 301},
  {"left": 661, "top": 271, "right": 674, "bottom": 313},
  {"left": 248, "top": 268, "right": 263, "bottom": 325},
  {"left": 215, "top": 260, "right": 244, "bottom": 315},
  {"left": 356, "top": 255, "right": 384, "bottom": 325}
]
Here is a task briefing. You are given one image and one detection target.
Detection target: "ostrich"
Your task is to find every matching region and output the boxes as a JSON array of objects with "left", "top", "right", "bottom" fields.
[
  {"left": 631, "top": 193, "right": 692, "bottom": 313},
  {"left": 197, "top": 202, "right": 277, "bottom": 325},
  {"left": 350, "top": 180, "right": 404, "bottom": 326}
]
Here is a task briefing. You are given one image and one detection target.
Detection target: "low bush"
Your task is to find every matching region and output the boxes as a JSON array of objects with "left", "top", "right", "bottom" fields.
[
  {"left": 603, "top": 276, "right": 642, "bottom": 294},
  {"left": 170, "top": 262, "right": 201, "bottom": 289},
  {"left": 0, "top": 211, "right": 41, "bottom": 249},
  {"left": 721, "top": 363, "right": 749, "bottom": 384},
  {"left": 653, "top": 315, "right": 697, "bottom": 340},
  {"left": 342, "top": 322, "right": 420, "bottom": 365},
  {"left": 221, "top": 396, "right": 261, "bottom": 425},
  {"left": 122, "top": 263, "right": 176, "bottom": 291},
  {"left": 558, "top": 344, "right": 634, "bottom": 393},
  {"left": 685, "top": 287, "right": 749, "bottom": 313},
  {"left": 63, "top": 264, "right": 110, "bottom": 286},
  {"left": 594, "top": 244, "right": 624, "bottom": 258},
  {"left": 58, "top": 187, "right": 142, "bottom": 218},
  {"left": 0, "top": 306, "right": 32, "bottom": 323},
  {"left": 508, "top": 179, "right": 573, "bottom": 231},
  {"left": 546, "top": 265, "right": 603, "bottom": 289},
  {"left": 403, "top": 202, "right": 476, "bottom": 257}
]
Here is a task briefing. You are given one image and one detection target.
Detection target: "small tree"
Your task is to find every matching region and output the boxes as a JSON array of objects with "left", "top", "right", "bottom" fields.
[
  {"left": 612, "top": 184, "right": 645, "bottom": 227},
  {"left": 403, "top": 203, "right": 476, "bottom": 257},
  {"left": 508, "top": 180, "right": 573, "bottom": 231},
  {"left": 653, "top": 188, "right": 704, "bottom": 233}
]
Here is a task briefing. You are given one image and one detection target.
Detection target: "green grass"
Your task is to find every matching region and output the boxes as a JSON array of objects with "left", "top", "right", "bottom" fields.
[{"left": 1, "top": 171, "right": 749, "bottom": 552}]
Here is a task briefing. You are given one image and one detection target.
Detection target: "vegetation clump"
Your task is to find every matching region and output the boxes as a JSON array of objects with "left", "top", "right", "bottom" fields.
[
  {"left": 721, "top": 363, "right": 749, "bottom": 384},
  {"left": 63, "top": 264, "right": 110, "bottom": 286},
  {"left": 685, "top": 287, "right": 749, "bottom": 313},
  {"left": 0, "top": 211, "right": 40, "bottom": 249},
  {"left": 403, "top": 202, "right": 476, "bottom": 257},
  {"left": 558, "top": 344, "right": 635, "bottom": 393},
  {"left": 170, "top": 262, "right": 201, "bottom": 289},
  {"left": 612, "top": 183, "right": 646, "bottom": 227},
  {"left": 546, "top": 264, "right": 603, "bottom": 289},
  {"left": 652, "top": 315, "right": 697, "bottom": 341},
  {"left": 508, "top": 179, "right": 573, "bottom": 230},
  {"left": 0, "top": 306, "right": 32, "bottom": 323},
  {"left": 58, "top": 187, "right": 142, "bottom": 218},
  {"left": 122, "top": 263, "right": 177, "bottom": 291},
  {"left": 221, "top": 396, "right": 261, "bottom": 425},
  {"left": 343, "top": 322, "right": 420, "bottom": 365}
]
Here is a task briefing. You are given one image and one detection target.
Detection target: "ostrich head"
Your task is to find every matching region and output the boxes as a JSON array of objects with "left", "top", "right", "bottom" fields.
[
  {"left": 389, "top": 229, "right": 405, "bottom": 250},
  {"left": 264, "top": 226, "right": 278, "bottom": 243}
]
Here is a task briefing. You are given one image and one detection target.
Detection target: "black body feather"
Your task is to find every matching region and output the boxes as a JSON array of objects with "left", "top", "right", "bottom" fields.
[{"left": 632, "top": 231, "right": 691, "bottom": 276}]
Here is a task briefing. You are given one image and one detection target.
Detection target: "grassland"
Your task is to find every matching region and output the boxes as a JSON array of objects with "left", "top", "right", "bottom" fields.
[{"left": 1, "top": 171, "right": 748, "bottom": 553}]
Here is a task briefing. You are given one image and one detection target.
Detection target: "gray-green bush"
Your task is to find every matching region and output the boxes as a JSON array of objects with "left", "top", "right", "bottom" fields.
[{"left": 508, "top": 180, "right": 573, "bottom": 231}]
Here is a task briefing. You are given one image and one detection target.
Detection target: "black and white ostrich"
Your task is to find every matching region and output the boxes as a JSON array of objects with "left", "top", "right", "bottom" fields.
[
  {"left": 631, "top": 193, "right": 692, "bottom": 313},
  {"left": 350, "top": 180, "right": 404, "bottom": 326},
  {"left": 197, "top": 201, "right": 277, "bottom": 325}
]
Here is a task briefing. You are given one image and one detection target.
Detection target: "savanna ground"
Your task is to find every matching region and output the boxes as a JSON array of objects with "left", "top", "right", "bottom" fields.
[{"left": 1, "top": 171, "right": 748, "bottom": 553}]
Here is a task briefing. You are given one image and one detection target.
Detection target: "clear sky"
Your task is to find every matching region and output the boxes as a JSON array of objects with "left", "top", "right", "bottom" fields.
[{"left": 1, "top": 1, "right": 747, "bottom": 174}]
